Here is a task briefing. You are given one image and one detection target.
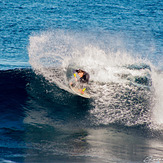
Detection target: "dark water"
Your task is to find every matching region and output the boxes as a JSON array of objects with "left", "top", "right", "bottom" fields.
[
  {"left": 1, "top": 0, "right": 163, "bottom": 162},
  {"left": 0, "top": 68, "right": 163, "bottom": 163}
]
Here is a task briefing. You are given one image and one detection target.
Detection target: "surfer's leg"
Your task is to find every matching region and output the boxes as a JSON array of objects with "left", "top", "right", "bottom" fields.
[{"left": 79, "top": 83, "right": 86, "bottom": 94}]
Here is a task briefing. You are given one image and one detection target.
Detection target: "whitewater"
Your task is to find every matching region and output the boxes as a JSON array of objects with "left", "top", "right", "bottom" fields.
[{"left": 28, "top": 30, "right": 163, "bottom": 130}]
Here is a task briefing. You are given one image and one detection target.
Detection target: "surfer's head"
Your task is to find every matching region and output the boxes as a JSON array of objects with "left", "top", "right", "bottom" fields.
[
  {"left": 76, "top": 69, "right": 84, "bottom": 77},
  {"left": 76, "top": 69, "right": 83, "bottom": 73}
]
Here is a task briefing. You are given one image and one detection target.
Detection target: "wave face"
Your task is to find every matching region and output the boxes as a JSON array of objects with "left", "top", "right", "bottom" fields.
[
  {"left": 28, "top": 30, "right": 163, "bottom": 130},
  {"left": 0, "top": 68, "right": 163, "bottom": 163}
]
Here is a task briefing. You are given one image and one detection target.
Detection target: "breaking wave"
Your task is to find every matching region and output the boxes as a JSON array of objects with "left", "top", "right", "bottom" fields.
[{"left": 28, "top": 30, "right": 163, "bottom": 130}]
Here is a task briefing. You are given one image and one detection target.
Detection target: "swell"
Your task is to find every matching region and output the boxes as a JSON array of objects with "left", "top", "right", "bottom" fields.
[
  {"left": 0, "top": 68, "right": 93, "bottom": 129},
  {"left": 0, "top": 68, "right": 93, "bottom": 161},
  {"left": 0, "top": 69, "right": 30, "bottom": 130},
  {"left": 0, "top": 66, "right": 162, "bottom": 133},
  {"left": 0, "top": 69, "right": 29, "bottom": 112}
]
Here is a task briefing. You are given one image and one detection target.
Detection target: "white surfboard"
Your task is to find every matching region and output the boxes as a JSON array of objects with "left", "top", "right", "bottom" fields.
[{"left": 69, "top": 83, "right": 90, "bottom": 99}]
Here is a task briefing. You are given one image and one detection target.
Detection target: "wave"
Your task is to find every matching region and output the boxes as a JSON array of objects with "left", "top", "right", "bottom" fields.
[{"left": 26, "top": 30, "right": 163, "bottom": 130}]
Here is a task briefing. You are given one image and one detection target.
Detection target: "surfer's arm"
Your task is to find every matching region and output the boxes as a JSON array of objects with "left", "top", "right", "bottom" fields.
[{"left": 74, "top": 73, "right": 78, "bottom": 82}]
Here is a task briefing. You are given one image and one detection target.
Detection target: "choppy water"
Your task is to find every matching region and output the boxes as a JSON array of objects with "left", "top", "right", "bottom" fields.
[{"left": 0, "top": 0, "right": 163, "bottom": 162}]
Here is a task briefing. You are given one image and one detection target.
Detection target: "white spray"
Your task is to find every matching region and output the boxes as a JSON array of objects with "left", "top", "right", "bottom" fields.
[{"left": 28, "top": 30, "right": 163, "bottom": 130}]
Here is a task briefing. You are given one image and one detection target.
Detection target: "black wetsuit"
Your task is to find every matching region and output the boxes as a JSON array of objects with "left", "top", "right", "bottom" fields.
[
  {"left": 75, "top": 70, "right": 90, "bottom": 84},
  {"left": 80, "top": 71, "right": 90, "bottom": 84}
]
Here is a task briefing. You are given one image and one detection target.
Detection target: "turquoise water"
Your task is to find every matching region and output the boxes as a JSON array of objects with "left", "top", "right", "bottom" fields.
[{"left": 0, "top": 0, "right": 163, "bottom": 162}]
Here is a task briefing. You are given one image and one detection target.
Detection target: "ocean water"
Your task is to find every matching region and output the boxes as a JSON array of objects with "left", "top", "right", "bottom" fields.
[{"left": 0, "top": 0, "right": 163, "bottom": 163}]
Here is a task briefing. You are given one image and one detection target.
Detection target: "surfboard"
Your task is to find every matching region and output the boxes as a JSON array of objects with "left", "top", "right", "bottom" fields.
[{"left": 69, "top": 83, "right": 90, "bottom": 99}]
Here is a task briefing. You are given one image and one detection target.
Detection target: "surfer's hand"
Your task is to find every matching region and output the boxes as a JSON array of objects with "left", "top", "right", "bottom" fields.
[{"left": 74, "top": 73, "right": 77, "bottom": 82}]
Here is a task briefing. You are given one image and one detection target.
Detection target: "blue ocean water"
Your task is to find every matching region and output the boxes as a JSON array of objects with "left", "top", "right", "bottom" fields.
[{"left": 0, "top": 0, "right": 163, "bottom": 163}]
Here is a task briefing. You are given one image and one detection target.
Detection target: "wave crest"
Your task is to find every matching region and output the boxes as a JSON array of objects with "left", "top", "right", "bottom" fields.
[{"left": 28, "top": 30, "right": 163, "bottom": 130}]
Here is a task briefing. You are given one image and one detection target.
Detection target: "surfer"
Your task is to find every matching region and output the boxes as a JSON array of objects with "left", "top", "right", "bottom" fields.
[
  {"left": 74, "top": 69, "right": 90, "bottom": 84},
  {"left": 71, "top": 69, "right": 90, "bottom": 94}
]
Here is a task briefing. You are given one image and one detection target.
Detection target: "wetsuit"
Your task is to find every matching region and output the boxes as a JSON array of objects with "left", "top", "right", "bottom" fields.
[
  {"left": 75, "top": 70, "right": 90, "bottom": 84},
  {"left": 80, "top": 71, "right": 90, "bottom": 84}
]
